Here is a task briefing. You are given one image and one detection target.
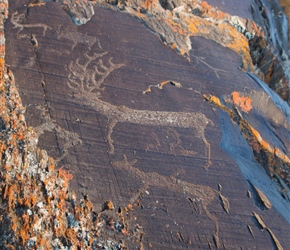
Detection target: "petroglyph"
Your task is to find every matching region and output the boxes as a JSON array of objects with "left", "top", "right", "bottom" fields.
[
  {"left": 67, "top": 52, "right": 213, "bottom": 168},
  {"left": 57, "top": 26, "right": 100, "bottom": 50},
  {"left": 67, "top": 52, "right": 121, "bottom": 95},
  {"left": 145, "top": 128, "right": 195, "bottom": 157},
  {"left": 10, "top": 11, "right": 52, "bottom": 36},
  {"left": 34, "top": 105, "right": 82, "bottom": 165},
  {"left": 145, "top": 132, "right": 161, "bottom": 152},
  {"left": 191, "top": 54, "right": 227, "bottom": 79},
  {"left": 112, "top": 155, "right": 227, "bottom": 248},
  {"left": 167, "top": 127, "right": 183, "bottom": 156}
]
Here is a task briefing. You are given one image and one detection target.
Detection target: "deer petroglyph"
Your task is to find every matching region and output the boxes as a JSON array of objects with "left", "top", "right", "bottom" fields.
[
  {"left": 10, "top": 11, "right": 52, "bottom": 36},
  {"left": 57, "top": 26, "right": 100, "bottom": 50},
  {"left": 112, "top": 155, "right": 227, "bottom": 248},
  {"left": 67, "top": 51, "right": 213, "bottom": 168}
]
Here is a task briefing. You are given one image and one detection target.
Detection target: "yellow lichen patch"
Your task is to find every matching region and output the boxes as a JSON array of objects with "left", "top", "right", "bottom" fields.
[
  {"left": 143, "top": 80, "right": 182, "bottom": 94},
  {"left": 124, "top": 203, "right": 134, "bottom": 213},
  {"left": 159, "top": 80, "right": 170, "bottom": 89},
  {"left": 184, "top": 16, "right": 199, "bottom": 34},
  {"left": 175, "top": 13, "right": 254, "bottom": 70},
  {"left": 137, "top": 0, "right": 157, "bottom": 12},
  {"left": 202, "top": 94, "right": 232, "bottom": 115},
  {"left": 28, "top": 0, "right": 46, "bottom": 7},
  {"left": 218, "top": 24, "right": 252, "bottom": 70},
  {"left": 48, "top": 157, "right": 55, "bottom": 171}
]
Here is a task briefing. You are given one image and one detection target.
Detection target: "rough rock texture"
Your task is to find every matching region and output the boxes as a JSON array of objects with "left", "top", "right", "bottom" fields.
[
  {"left": 28, "top": 0, "right": 290, "bottom": 102},
  {"left": 0, "top": 1, "right": 143, "bottom": 249},
  {"left": 280, "top": 0, "right": 290, "bottom": 48},
  {"left": 251, "top": 0, "right": 290, "bottom": 102},
  {"left": 204, "top": 88, "right": 290, "bottom": 212},
  {"left": 1, "top": 0, "right": 290, "bottom": 249}
]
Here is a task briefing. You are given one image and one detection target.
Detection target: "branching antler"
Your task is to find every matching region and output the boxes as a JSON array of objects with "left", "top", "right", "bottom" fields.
[{"left": 67, "top": 52, "right": 125, "bottom": 94}]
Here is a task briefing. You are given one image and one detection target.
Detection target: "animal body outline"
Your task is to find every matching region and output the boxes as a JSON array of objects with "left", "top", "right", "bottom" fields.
[
  {"left": 111, "top": 155, "right": 229, "bottom": 248},
  {"left": 67, "top": 52, "right": 214, "bottom": 169}
]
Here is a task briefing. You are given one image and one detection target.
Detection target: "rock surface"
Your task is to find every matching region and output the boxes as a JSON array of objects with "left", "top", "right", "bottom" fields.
[{"left": 0, "top": 0, "right": 290, "bottom": 249}]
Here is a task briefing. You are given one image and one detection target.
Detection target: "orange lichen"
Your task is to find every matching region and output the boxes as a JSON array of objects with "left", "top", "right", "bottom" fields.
[
  {"left": 0, "top": 13, "right": 141, "bottom": 246},
  {"left": 0, "top": 44, "right": 5, "bottom": 55},
  {"left": 231, "top": 91, "right": 253, "bottom": 113},
  {"left": 143, "top": 80, "right": 182, "bottom": 94},
  {"left": 112, "top": 0, "right": 259, "bottom": 71},
  {"left": 204, "top": 93, "right": 290, "bottom": 193},
  {"left": 127, "top": 203, "right": 133, "bottom": 210},
  {"left": 28, "top": 1, "right": 46, "bottom": 7},
  {"left": 203, "top": 94, "right": 227, "bottom": 112},
  {"left": 57, "top": 168, "right": 73, "bottom": 188},
  {"left": 102, "top": 200, "right": 115, "bottom": 211}
]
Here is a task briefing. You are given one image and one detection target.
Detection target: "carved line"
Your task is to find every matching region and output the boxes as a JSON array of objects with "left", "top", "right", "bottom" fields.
[
  {"left": 10, "top": 11, "right": 52, "bottom": 36},
  {"left": 67, "top": 53, "right": 213, "bottom": 168},
  {"left": 112, "top": 155, "right": 224, "bottom": 248},
  {"left": 57, "top": 26, "right": 101, "bottom": 50},
  {"left": 35, "top": 105, "right": 82, "bottom": 165}
]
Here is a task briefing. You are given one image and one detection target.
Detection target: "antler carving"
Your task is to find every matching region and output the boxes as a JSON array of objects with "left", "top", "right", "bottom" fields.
[
  {"left": 67, "top": 52, "right": 125, "bottom": 94},
  {"left": 67, "top": 52, "right": 213, "bottom": 169}
]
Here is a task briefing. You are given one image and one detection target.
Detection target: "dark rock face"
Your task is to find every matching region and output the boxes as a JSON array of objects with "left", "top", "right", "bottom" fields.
[
  {"left": 251, "top": 0, "right": 290, "bottom": 102},
  {"left": 206, "top": 0, "right": 253, "bottom": 19},
  {"left": 1, "top": 0, "right": 290, "bottom": 249}
]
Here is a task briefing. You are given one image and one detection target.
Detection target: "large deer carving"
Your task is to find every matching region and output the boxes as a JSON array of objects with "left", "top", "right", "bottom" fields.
[{"left": 67, "top": 52, "right": 213, "bottom": 169}]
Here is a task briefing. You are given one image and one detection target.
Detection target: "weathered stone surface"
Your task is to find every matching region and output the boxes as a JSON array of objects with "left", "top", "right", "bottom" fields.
[
  {"left": 206, "top": 0, "right": 253, "bottom": 19},
  {"left": 1, "top": 0, "right": 290, "bottom": 249},
  {"left": 204, "top": 85, "right": 290, "bottom": 222},
  {"left": 280, "top": 0, "right": 290, "bottom": 48},
  {"left": 251, "top": 0, "right": 290, "bottom": 102}
]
